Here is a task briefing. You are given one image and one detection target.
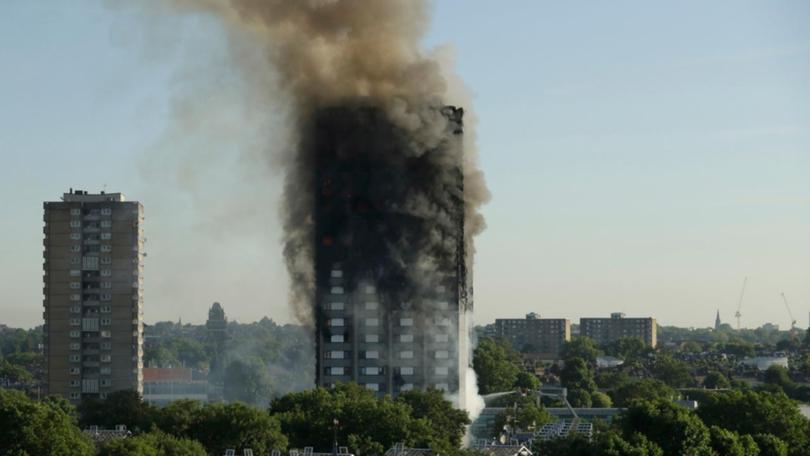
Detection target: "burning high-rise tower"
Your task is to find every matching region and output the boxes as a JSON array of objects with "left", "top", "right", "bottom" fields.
[{"left": 312, "top": 105, "right": 469, "bottom": 400}]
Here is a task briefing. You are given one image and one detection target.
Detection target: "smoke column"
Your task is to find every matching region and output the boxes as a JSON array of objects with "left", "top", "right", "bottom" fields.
[{"left": 149, "top": 0, "right": 489, "bottom": 415}]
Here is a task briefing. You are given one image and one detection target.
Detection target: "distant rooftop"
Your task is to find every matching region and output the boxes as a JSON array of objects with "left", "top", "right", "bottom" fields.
[{"left": 62, "top": 188, "right": 126, "bottom": 203}]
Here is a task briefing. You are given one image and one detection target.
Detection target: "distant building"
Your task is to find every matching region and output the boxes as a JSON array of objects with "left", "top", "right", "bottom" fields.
[
  {"left": 579, "top": 313, "right": 656, "bottom": 348},
  {"left": 142, "top": 367, "right": 208, "bottom": 406},
  {"left": 43, "top": 190, "right": 144, "bottom": 404},
  {"left": 470, "top": 443, "right": 532, "bottom": 456},
  {"left": 492, "top": 314, "right": 571, "bottom": 359},
  {"left": 741, "top": 356, "right": 788, "bottom": 371},
  {"left": 714, "top": 310, "right": 721, "bottom": 331}
]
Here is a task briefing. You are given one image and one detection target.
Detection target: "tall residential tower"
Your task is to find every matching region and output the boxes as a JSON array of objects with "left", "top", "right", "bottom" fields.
[
  {"left": 312, "top": 105, "right": 469, "bottom": 402},
  {"left": 43, "top": 190, "right": 144, "bottom": 404}
]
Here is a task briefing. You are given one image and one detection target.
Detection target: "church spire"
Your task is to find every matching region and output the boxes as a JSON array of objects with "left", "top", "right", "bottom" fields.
[{"left": 715, "top": 309, "right": 722, "bottom": 330}]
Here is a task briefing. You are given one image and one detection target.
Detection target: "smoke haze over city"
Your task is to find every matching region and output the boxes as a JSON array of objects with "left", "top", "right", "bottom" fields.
[{"left": 1, "top": 1, "right": 809, "bottom": 330}]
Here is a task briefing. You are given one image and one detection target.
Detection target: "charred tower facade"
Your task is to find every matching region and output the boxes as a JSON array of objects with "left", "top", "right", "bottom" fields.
[{"left": 313, "top": 105, "right": 469, "bottom": 402}]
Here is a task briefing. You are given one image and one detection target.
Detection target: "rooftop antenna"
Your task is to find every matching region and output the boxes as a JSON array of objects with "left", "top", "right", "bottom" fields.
[{"left": 734, "top": 277, "right": 748, "bottom": 330}]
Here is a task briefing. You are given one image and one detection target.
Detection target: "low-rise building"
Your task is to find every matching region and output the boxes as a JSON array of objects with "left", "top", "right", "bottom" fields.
[
  {"left": 580, "top": 313, "right": 656, "bottom": 348},
  {"left": 492, "top": 313, "right": 571, "bottom": 359},
  {"left": 142, "top": 367, "right": 208, "bottom": 406}
]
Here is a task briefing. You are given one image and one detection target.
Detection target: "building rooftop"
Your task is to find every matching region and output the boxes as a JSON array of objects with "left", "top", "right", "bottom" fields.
[{"left": 61, "top": 188, "right": 126, "bottom": 202}]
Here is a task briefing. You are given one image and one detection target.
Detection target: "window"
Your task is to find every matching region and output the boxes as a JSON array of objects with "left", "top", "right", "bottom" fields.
[
  {"left": 327, "top": 351, "right": 344, "bottom": 359},
  {"left": 365, "top": 302, "right": 378, "bottom": 310},
  {"left": 69, "top": 330, "right": 80, "bottom": 338},
  {"left": 69, "top": 380, "right": 80, "bottom": 387},
  {"left": 101, "top": 245, "right": 111, "bottom": 252},
  {"left": 70, "top": 233, "right": 81, "bottom": 240},
  {"left": 100, "top": 379, "right": 111, "bottom": 387},
  {"left": 362, "top": 367, "right": 381, "bottom": 375},
  {"left": 400, "top": 318, "right": 413, "bottom": 327},
  {"left": 365, "top": 334, "right": 379, "bottom": 343},
  {"left": 328, "top": 302, "right": 344, "bottom": 311},
  {"left": 69, "top": 318, "right": 80, "bottom": 326},
  {"left": 101, "top": 306, "right": 111, "bottom": 313},
  {"left": 70, "top": 220, "right": 81, "bottom": 228},
  {"left": 330, "top": 334, "right": 345, "bottom": 343},
  {"left": 365, "top": 285, "right": 375, "bottom": 294},
  {"left": 70, "top": 392, "right": 80, "bottom": 400},
  {"left": 330, "top": 286, "right": 344, "bottom": 295},
  {"left": 100, "top": 257, "right": 111, "bottom": 265},
  {"left": 365, "top": 350, "right": 379, "bottom": 359},
  {"left": 69, "top": 367, "right": 80, "bottom": 375},
  {"left": 331, "top": 270, "right": 343, "bottom": 278},
  {"left": 329, "top": 318, "right": 344, "bottom": 327},
  {"left": 435, "top": 317, "right": 451, "bottom": 327},
  {"left": 399, "top": 334, "right": 414, "bottom": 343},
  {"left": 435, "top": 366, "right": 449, "bottom": 376},
  {"left": 101, "top": 269, "right": 111, "bottom": 277},
  {"left": 101, "top": 208, "right": 112, "bottom": 216},
  {"left": 70, "top": 305, "right": 80, "bottom": 313},
  {"left": 329, "top": 367, "right": 345, "bottom": 376},
  {"left": 101, "top": 220, "right": 112, "bottom": 228},
  {"left": 70, "top": 343, "right": 80, "bottom": 350},
  {"left": 400, "top": 367, "right": 414, "bottom": 376},
  {"left": 101, "top": 342, "right": 111, "bottom": 350},
  {"left": 434, "top": 334, "right": 449, "bottom": 343},
  {"left": 101, "top": 354, "right": 111, "bottom": 362},
  {"left": 401, "top": 383, "right": 414, "bottom": 391},
  {"left": 101, "top": 282, "right": 112, "bottom": 289},
  {"left": 70, "top": 282, "right": 80, "bottom": 289},
  {"left": 100, "top": 233, "right": 111, "bottom": 240},
  {"left": 434, "top": 383, "right": 449, "bottom": 391},
  {"left": 82, "top": 318, "right": 99, "bottom": 331},
  {"left": 100, "top": 330, "right": 111, "bottom": 338},
  {"left": 365, "top": 383, "right": 379, "bottom": 391},
  {"left": 100, "top": 367, "right": 111, "bottom": 375},
  {"left": 437, "top": 301, "right": 449, "bottom": 310},
  {"left": 101, "top": 318, "right": 111, "bottom": 326},
  {"left": 400, "top": 351, "right": 414, "bottom": 359},
  {"left": 70, "top": 256, "right": 80, "bottom": 265},
  {"left": 365, "top": 318, "right": 379, "bottom": 327},
  {"left": 100, "top": 392, "right": 108, "bottom": 399},
  {"left": 69, "top": 354, "right": 80, "bottom": 362},
  {"left": 101, "top": 294, "right": 112, "bottom": 301},
  {"left": 70, "top": 270, "right": 81, "bottom": 277},
  {"left": 70, "top": 208, "right": 81, "bottom": 216},
  {"left": 70, "top": 245, "right": 81, "bottom": 252},
  {"left": 436, "top": 285, "right": 446, "bottom": 293},
  {"left": 434, "top": 350, "right": 449, "bottom": 359}
]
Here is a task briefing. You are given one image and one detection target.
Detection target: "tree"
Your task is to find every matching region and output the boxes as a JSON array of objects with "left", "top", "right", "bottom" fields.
[
  {"left": 702, "top": 371, "right": 731, "bottom": 389},
  {"left": 604, "top": 338, "right": 648, "bottom": 361},
  {"left": 473, "top": 338, "right": 521, "bottom": 394},
  {"left": 763, "top": 365, "right": 794, "bottom": 393},
  {"left": 611, "top": 379, "right": 676, "bottom": 407},
  {"left": 752, "top": 434, "right": 788, "bottom": 456},
  {"left": 395, "top": 388, "right": 470, "bottom": 450},
  {"left": 223, "top": 358, "right": 273, "bottom": 406},
  {"left": 619, "top": 400, "right": 712, "bottom": 456},
  {"left": 708, "top": 426, "right": 759, "bottom": 456},
  {"left": 697, "top": 390, "right": 810, "bottom": 454},
  {"left": 0, "top": 389, "right": 95, "bottom": 456},
  {"left": 650, "top": 354, "right": 692, "bottom": 388},
  {"left": 590, "top": 391, "right": 613, "bottom": 408},
  {"left": 514, "top": 371, "right": 541, "bottom": 390},
  {"left": 78, "top": 390, "right": 157, "bottom": 432},
  {"left": 561, "top": 357, "right": 596, "bottom": 392},
  {"left": 162, "top": 401, "right": 287, "bottom": 455},
  {"left": 561, "top": 337, "right": 599, "bottom": 364},
  {"left": 98, "top": 430, "right": 207, "bottom": 456},
  {"left": 532, "top": 430, "right": 663, "bottom": 456},
  {"left": 270, "top": 383, "right": 414, "bottom": 454}
]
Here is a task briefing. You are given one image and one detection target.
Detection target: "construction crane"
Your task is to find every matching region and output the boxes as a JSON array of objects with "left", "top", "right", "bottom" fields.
[
  {"left": 781, "top": 292, "right": 798, "bottom": 340},
  {"left": 734, "top": 277, "right": 748, "bottom": 330}
]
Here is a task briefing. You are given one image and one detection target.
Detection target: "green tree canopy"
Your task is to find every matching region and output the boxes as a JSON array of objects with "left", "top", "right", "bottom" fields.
[
  {"left": 223, "top": 358, "right": 273, "bottom": 406},
  {"left": 619, "top": 400, "right": 712, "bottom": 456},
  {"left": 702, "top": 371, "right": 731, "bottom": 389},
  {"left": 395, "top": 388, "right": 470, "bottom": 451},
  {"left": 650, "top": 354, "right": 692, "bottom": 388},
  {"left": 611, "top": 379, "right": 677, "bottom": 407},
  {"left": 560, "top": 357, "right": 596, "bottom": 392},
  {"left": 98, "top": 430, "right": 207, "bottom": 456},
  {"left": 561, "top": 337, "right": 599, "bottom": 364},
  {"left": 78, "top": 390, "right": 157, "bottom": 432},
  {"left": 697, "top": 390, "right": 810, "bottom": 454},
  {"left": 514, "top": 371, "right": 541, "bottom": 390},
  {"left": 0, "top": 389, "right": 94, "bottom": 456},
  {"left": 472, "top": 338, "right": 521, "bottom": 394}
]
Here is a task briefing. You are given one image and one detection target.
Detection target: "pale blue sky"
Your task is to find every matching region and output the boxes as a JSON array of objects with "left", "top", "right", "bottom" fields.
[{"left": 1, "top": 1, "right": 808, "bottom": 329}]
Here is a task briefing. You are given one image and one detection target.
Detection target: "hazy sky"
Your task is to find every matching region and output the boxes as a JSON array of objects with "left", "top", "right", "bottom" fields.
[{"left": 1, "top": 1, "right": 808, "bottom": 329}]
